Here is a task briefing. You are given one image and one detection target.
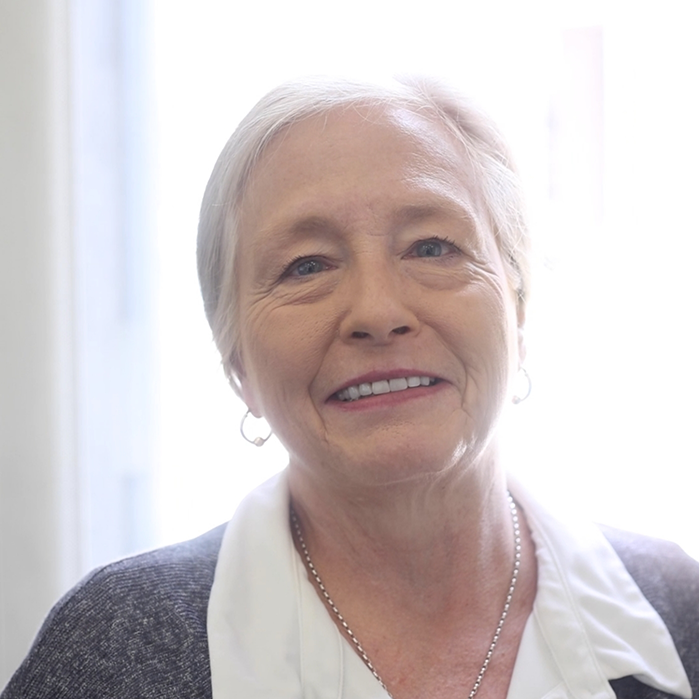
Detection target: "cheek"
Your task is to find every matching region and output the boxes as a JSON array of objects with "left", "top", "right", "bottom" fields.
[
  {"left": 238, "top": 301, "right": 336, "bottom": 412},
  {"left": 447, "top": 282, "right": 512, "bottom": 350},
  {"left": 436, "top": 283, "right": 517, "bottom": 398}
]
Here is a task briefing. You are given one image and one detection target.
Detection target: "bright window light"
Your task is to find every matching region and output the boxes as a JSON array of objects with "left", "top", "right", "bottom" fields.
[{"left": 150, "top": 1, "right": 699, "bottom": 559}]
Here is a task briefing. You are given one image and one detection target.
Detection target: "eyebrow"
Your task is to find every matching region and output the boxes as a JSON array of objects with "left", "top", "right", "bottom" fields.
[
  {"left": 391, "top": 202, "right": 478, "bottom": 230},
  {"left": 260, "top": 199, "right": 479, "bottom": 243},
  {"left": 275, "top": 215, "right": 342, "bottom": 238}
]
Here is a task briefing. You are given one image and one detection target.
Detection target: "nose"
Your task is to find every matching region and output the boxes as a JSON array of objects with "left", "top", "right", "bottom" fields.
[{"left": 339, "top": 260, "right": 419, "bottom": 343}]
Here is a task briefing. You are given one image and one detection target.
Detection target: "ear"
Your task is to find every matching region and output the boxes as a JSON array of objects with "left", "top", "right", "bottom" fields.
[
  {"left": 227, "top": 350, "right": 263, "bottom": 418},
  {"left": 239, "top": 377, "right": 263, "bottom": 419},
  {"left": 235, "top": 354, "right": 264, "bottom": 419},
  {"left": 516, "top": 302, "right": 527, "bottom": 367}
]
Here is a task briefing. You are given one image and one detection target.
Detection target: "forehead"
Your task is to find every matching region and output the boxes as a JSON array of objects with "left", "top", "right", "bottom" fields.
[
  {"left": 238, "top": 105, "right": 484, "bottom": 239},
  {"left": 264, "top": 104, "right": 467, "bottom": 170}
]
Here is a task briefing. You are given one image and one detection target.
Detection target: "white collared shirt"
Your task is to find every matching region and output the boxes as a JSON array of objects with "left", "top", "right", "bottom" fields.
[
  {"left": 207, "top": 472, "right": 691, "bottom": 699},
  {"left": 507, "top": 481, "right": 691, "bottom": 698}
]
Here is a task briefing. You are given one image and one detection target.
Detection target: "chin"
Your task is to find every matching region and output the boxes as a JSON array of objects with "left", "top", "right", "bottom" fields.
[{"left": 334, "top": 436, "right": 472, "bottom": 490}]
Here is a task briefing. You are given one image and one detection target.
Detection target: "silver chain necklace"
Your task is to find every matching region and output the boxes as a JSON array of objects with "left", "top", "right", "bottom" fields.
[{"left": 290, "top": 492, "right": 521, "bottom": 699}]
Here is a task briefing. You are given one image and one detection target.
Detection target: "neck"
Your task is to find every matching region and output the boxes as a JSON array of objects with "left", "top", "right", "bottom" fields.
[
  {"left": 287, "top": 449, "right": 538, "bottom": 699},
  {"left": 288, "top": 450, "right": 518, "bottom": 619}
]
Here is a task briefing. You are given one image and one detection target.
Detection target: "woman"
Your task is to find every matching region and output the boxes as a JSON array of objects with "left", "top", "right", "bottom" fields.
[{"left": 3, "top": 77, "right": 698, "bottom": 699}]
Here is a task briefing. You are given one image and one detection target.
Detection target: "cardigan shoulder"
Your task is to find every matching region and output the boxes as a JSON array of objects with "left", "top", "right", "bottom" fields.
[
  {"left": 603, "top": 526, "right": 699, "bottom": 698},
  {"left": 1, "top": 524, "right": 224, "bottom": 699},
  {"left": 4, "top": 520, "right": 698, "bottom": 699}
]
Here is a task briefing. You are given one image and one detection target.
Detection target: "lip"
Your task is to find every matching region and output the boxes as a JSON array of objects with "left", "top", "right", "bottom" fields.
[{"left": 327, "top": 369, "right": 444, "bottom": 403}]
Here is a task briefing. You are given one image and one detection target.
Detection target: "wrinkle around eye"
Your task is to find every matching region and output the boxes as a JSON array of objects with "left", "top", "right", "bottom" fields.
[
  {"left": 271, "top": 264, "right": 341, "bottom": 305},
  {"left": 403, "top": 250, "right": 503, "bottom": 293}
]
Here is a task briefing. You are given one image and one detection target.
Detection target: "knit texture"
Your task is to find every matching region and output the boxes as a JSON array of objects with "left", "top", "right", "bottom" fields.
[
  {"left": 2, "top": 525, "right": 697, "bottom": 698},
  {"left": 603, "top": 526, "right": 699, "bottom": 699},
  {"left": 1, "top": 525, "right": 224, "bottom": 699}
]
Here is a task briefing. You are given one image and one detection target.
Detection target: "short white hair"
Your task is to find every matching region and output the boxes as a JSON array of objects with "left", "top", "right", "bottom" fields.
[{"left": 197, "top": 76, "right": 531, "bottom": 392}]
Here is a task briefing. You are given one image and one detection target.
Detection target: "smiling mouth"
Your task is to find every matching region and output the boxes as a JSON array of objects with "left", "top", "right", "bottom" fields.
[{"left": 334, "top": 376, "right": 439, "bottom": 402}]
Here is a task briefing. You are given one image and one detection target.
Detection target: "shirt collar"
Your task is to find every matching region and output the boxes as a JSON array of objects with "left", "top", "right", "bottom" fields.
[
  {"left": 208, "top": 471, "right": 691, "bottom": 699},
  {"left": 509, "top": 479, "right": 692, "bottom": 699}
]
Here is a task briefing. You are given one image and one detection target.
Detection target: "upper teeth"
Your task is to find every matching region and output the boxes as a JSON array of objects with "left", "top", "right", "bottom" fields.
[{"left": 336, "top": 376, "right": 436, "bottom": 402}]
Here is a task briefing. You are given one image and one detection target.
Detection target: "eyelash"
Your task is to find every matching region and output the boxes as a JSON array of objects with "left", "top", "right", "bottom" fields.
[
  {"left": 282, "top": 255, "right": 331, "bottom": 279},
  {"left": 408, "top": 236, "right": 461, "bottom": 258},
  {"left": 280, "top": 235, "right": 461, "bottom": 280}
]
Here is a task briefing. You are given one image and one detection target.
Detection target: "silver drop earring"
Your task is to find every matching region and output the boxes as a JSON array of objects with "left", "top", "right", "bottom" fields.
[
  {"left": 240, "top": 409, "right": 272, "bottom": 447},
  {"left": 512, "top": 367, "right": 532, "bottom": 405}
]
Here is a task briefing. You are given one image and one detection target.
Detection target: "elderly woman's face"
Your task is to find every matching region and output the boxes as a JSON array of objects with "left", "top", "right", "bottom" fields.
[{"left": 235, "top": 107, "right": 522, "bottom": 488}]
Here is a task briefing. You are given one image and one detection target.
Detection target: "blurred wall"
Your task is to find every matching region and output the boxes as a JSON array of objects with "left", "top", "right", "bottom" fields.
[
  {"left": 0, "top": 0, "right": 155, "bottom": 684},
  {"left": 0, "top": 0, "right": 80, "bottom": 685}
]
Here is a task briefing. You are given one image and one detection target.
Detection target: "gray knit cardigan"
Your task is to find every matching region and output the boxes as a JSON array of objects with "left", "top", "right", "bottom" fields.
[{"left": 2, "top": 525, "right": 698, "bottom": 699}]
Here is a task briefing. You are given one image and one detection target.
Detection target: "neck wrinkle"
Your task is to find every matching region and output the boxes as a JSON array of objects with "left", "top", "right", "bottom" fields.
[{"left": 288, "top": 457, "right": 517, "bottom": 622}]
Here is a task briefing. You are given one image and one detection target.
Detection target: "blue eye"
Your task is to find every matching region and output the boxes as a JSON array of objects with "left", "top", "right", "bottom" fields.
[
  {"left": 290, "top": 258, "right": 326, "bottom": 277},
  {"left": 413, "top": 239, "right": 454, "bottom": 258}
]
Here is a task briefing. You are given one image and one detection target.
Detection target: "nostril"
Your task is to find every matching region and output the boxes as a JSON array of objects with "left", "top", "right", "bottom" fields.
[
  {"left": 351, "top": 331, "right": 370, "bottom": 339},
  {"left": 392, "top": 326, "right": 410, "bottom": 335}
]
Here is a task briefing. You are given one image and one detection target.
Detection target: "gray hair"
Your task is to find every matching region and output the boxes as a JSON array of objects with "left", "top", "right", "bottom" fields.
[{"left": 197, "top": 76, "right": 531, "bottom": 391}]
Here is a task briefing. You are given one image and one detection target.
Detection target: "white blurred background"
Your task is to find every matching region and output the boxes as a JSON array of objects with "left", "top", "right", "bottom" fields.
[
  {"left": 150, "top": 0, "right": 699, "bottom": 550},
  {"left": 2, "top": 0, "right": 698, "bottom": 685}
]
